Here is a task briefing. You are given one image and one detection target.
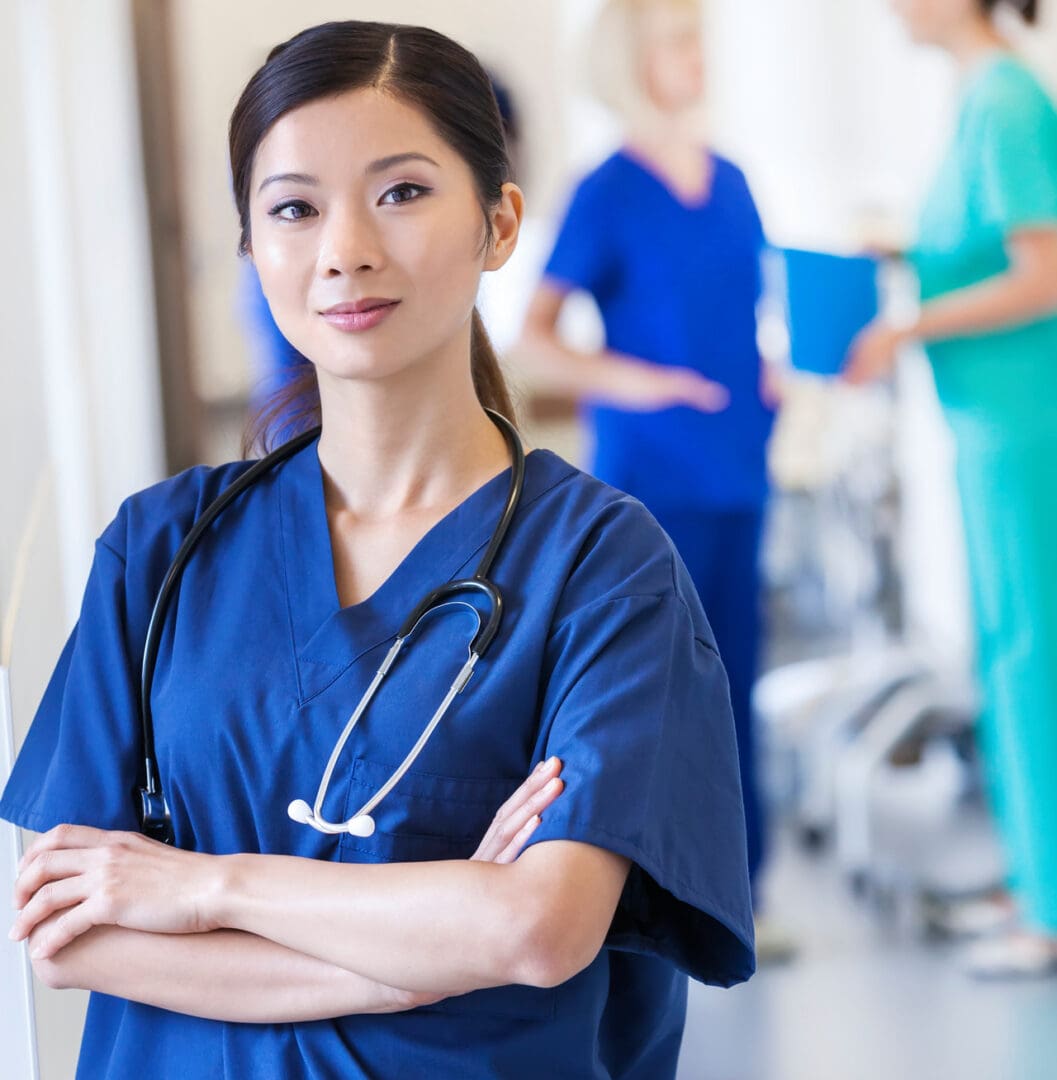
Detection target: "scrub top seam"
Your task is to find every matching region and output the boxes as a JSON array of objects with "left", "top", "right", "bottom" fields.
[
  {"left": 0, "top": 800, "right": 60, "bottom": 833},
  {"left": 548, "top": 590, "right": 675, "bottom": 637},
  {"left": 666, "top": 552, "right": 721, "bottom": 659},
  {"left": 98, "top": 537, "right": 126, "bottom": 565}
]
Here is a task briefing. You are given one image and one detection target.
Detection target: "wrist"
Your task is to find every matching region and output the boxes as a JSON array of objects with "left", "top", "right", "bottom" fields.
[{"left": 205, "top": 852, "right": 246, "bottom": 931}]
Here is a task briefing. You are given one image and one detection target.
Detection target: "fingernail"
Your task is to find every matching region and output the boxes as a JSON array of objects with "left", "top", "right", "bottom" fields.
[
  {"left": 30, "top": 946, "right": 43, "bottom": 960},
  {"left": 532, "top": 760, "right": 545, "bottom": 774},
  {"left": 545, "top": 778, "right": 561, "bottom": 792}
]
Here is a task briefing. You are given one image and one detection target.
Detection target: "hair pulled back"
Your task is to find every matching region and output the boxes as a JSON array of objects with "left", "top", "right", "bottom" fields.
[{"left": 229, "top": 21, "right": 516, "bottom": 455}]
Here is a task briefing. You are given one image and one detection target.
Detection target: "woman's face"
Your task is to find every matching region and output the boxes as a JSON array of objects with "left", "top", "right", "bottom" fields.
[
  {"left": 888, "top": 0, "right": 981, "bottom": 45},
  {"left": 247, "top": 88, "right": 520, "bottom": 388},
  {"left": 638, "top": 3, "right": 705, "bottom": 114}
]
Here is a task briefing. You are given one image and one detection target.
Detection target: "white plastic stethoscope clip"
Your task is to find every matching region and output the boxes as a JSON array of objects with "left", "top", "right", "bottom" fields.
[{"left": 287, "top": 798, "right": 376, "bottom": 837}]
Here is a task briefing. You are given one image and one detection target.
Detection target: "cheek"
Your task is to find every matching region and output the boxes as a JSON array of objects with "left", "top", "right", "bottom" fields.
[{"left": 400, "top": 213, "right": 487, "bottom": 307}]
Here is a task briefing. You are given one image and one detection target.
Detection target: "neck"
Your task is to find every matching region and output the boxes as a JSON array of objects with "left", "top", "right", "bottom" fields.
[
  {"left": 313, "top": 329, "right": 509, "bottom": 521},
  {"left": 944, "top": 15, "right": 1007, "bottom": 70},
  {"left": 627, "top": 105, "right": 704, "bottom": 156}
]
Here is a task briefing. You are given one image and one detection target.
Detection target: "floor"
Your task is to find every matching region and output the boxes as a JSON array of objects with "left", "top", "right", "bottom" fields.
[{"left": 675, "top": 825, "right": 1057, "bottom": 1080}]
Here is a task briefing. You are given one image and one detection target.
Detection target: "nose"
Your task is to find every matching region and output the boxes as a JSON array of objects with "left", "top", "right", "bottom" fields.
[{"left": 318, "top": 203, "right": 384, "bottom": 277}]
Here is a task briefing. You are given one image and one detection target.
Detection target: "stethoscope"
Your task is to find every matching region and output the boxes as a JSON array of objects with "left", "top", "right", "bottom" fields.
[{"left": 136, "top": 409, "right": 525, "bottom": 846}]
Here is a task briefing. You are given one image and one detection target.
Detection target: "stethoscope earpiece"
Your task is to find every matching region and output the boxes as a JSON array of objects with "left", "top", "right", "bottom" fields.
[
  {"left": 287, "top": 798, "right": 376, "bottom": 837},
  {"left": 287, "top": 798, "right": 314, "bottom": 824}
]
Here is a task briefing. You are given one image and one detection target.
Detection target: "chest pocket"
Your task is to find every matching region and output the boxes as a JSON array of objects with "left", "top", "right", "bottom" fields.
[
  {"left": 338, "top": 758, "right": 557, "bottom": 1022},
  {"left": 337, "top": 758, "right": 519, "bottom": 863}
]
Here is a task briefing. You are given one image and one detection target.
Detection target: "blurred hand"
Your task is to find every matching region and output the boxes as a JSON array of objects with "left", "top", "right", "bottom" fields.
[
  {"left": 607, "top": 358, "right": 730, "bottom": 413},
  {"left": 471, "top": 757, "right": 564, "bottom": 864},
  {"left": 842, "top": 320, "right": 909, "bottom": 385},
  {"left": 758, "top": 363, "right": 788, "bottom": 409}
]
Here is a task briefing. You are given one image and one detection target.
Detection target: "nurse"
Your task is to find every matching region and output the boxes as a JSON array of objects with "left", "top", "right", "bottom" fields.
[
  {"left": 845, "top": 0, "right": 1057, "bottom": 978},
  {"left": 2, "top": 19, "right": 753, "bottom": 1080},
  {"left": 520, "top": 0, "right": 777, "bottom": 916}
]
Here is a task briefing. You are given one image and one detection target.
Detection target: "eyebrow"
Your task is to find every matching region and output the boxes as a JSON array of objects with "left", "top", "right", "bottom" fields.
[{"left": 256, "top": 153, "right": 441, "bottom": 195}]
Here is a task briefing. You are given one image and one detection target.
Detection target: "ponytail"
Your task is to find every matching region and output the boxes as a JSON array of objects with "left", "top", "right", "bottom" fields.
[{"left": 470, "top": 308, "right": 517, "bottom": 422}]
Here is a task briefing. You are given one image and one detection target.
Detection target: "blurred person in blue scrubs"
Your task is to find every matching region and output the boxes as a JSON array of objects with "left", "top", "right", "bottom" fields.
[
  {"left": 520, "top": 0, "right": 782, "bottom": 945},
  {"left": 2, "top": 20, "right": 754, "bottom": 1079},
  {"left": 846, "top": 0, "right": 1057, "bottom": 979}
]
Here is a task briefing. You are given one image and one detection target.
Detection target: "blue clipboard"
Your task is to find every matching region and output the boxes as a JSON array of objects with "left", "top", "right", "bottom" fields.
[{"left": 780, "top": 248, "right": 879, "bottom": 376}]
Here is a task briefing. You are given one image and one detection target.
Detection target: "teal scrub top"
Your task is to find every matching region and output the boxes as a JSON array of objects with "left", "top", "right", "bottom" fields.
[{"left": 910, "top": 54, "right": 1057, "bottom": 435}]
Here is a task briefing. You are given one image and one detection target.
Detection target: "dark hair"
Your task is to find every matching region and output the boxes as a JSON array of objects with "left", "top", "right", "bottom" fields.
[
  {"left": 980, "top": 0, "right": 1039, "bottom": 23},
  {"left": 230, "top": 21, "right": 517, "bottom": 456}
]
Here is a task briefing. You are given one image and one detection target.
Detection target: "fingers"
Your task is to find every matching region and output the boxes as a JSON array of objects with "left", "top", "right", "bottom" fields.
[
  {"left": 493, "top": 813, "right": 542, "bottom": 865},
  {"left": 10, "top": 874, "right": 90, "bottom": 944},
  {"left": 12, "top": 847, "right": 88, "bottom": 910},
  {"left": 496, "top": 757, "right": 561, "bottom": 823},
  {"left": 26, "top": 900, "right": 101, "bottom": 960},
  {"left": 18, "top": 824, "right": 119, "bottom": 874},
  {"left": 673, "top": 371, "right": 730, "bottom": 413},
  {"left": 490, "top": 775, "right": 565, "bottom": 864},
  {"left": 470, "top": 757, "right": 564, "bottom": 863}
]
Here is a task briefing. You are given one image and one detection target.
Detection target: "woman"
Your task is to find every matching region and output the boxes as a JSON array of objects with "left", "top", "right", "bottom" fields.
[
  {"left": 521, "top": 0, "right": 776, "bottom": 912},
  {"left": 846, "top": 0, "right": 1057, "bottom": 978},
  {"left": 2, "top": 20, "right": 753, "bottom": 1079}
]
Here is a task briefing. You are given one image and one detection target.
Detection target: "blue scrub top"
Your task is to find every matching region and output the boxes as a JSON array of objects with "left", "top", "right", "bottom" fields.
[
  {"left": 1, "top": 443, "right": 754, "bottom": 1080},
  {"left": 545, "top": 150, "right": 774, "bottom": 511}
]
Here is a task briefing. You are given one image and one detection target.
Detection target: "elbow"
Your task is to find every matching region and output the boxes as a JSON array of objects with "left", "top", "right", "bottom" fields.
[
  {"left": 507, "top": 906, "right": 605, "bottom": 990},
  {"left": 32, "top": 953, "right": 73, "bottom": 991}
]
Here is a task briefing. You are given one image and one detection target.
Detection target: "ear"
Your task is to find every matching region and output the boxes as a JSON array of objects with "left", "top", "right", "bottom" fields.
[{"left": 483, "top": 183, "right": 525, "bottom": 272}]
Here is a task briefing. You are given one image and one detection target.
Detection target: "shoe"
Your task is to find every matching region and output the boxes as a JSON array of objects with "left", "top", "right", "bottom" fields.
[
  {"left": 753, "top": 917, "right": 798, "bottom": 966},
  {"left": 922, "top": 892, "right": 1017, "bottom": 940},
  {"left": 963, "top": 932, "right": 1057, "bottom": 980}
]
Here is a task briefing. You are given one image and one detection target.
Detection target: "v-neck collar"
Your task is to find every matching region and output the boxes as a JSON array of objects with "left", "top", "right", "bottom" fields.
[
  {"left": 278, "top": 438, "right": 572, "bottom": 702},
  {"left": 617, "top": 146, "right": 716, "bottom": 211}
]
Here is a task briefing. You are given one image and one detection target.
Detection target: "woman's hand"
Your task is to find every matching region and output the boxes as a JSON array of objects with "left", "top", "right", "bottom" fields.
[
  {"left": 843, "top": 320, "right": 910, "bottom": 385},
  {"left": 10, "top": 759, "right": 563, "bottom": 972},
  {"left": 606, "top": 357, "right": 730, "bottom": 413},
  {"left": 393, "top": 757, "right": 566, "bottom": 1010},
  {"left": 471, "top": 757, "right": 563, "bottom": 863},
  {"left": 10, "top": 825, "right": 224, "bottom": 959}
]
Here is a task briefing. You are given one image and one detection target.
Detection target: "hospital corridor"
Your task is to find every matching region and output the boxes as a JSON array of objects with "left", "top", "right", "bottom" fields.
[{"left": 3, "top": 1, "right": 1057, "bottom": 1078}]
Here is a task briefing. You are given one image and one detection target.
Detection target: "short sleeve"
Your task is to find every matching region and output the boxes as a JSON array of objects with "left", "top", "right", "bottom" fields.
[
  {"left": 526, "top": 582, "right": 755, "bottom": 988},
  {"left": 0, "top": 538, "right": 141, "bottom": 834},
  {"left": 543, "top": 176, "right": 620, "bottom": 300},
  {"left": 975, "top": 72, "right": 1057, "bottom": 231}
]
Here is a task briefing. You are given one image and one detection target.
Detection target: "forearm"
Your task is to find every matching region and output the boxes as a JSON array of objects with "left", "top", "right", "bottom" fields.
[
  {"left": 913, "top": 266, "right": 1057, "bottom": 344},
  {"left": 518, "top": 328, "right": 639, "bottom": 404},
  {"left": 215, "top": 854, "right": 537, "bottom": 995},
  {"left": 34, "top": 924, "right": 430, "bottom": 1023}
]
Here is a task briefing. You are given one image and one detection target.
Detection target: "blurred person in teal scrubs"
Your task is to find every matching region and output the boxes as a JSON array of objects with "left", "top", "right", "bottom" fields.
[{"left": 845, "top": 0, "right": 1057, "bottom": 979}]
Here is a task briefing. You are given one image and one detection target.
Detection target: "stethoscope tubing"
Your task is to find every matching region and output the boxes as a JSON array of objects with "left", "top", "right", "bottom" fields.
[{"left": 136, "top": 410, "right": 524, "bottom": 845}]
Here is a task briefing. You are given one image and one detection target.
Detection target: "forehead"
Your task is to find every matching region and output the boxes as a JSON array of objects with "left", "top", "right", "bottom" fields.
[
  {"left": 251, "top": 88, "right": 450, "bottom": 182},
  {"left": 639, "top": 2, "right": 701, "bottom": 41}
]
